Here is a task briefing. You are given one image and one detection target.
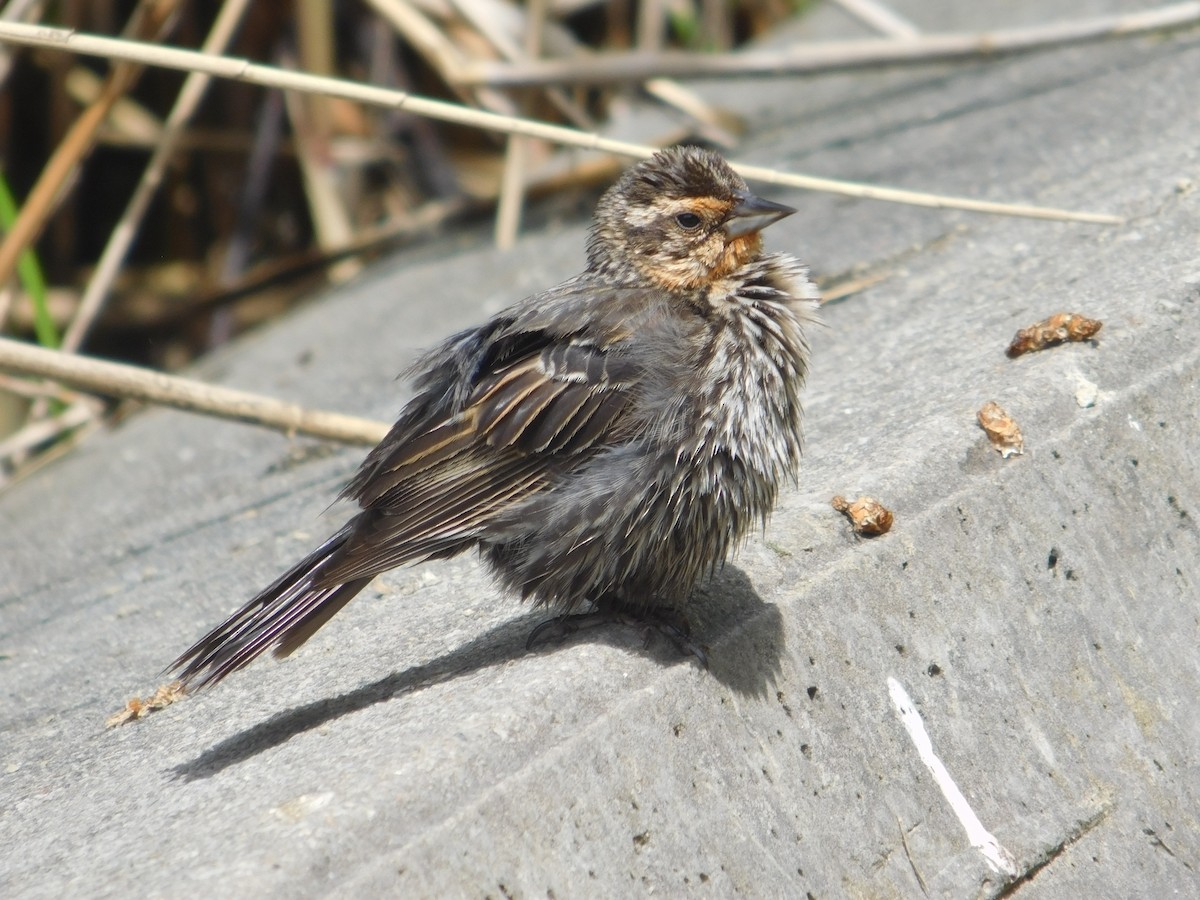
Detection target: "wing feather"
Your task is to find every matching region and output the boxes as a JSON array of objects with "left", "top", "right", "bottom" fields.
[
  {"left": 560, "top": 390, "right": 630, "bottom": 452},
  {"left": 325, "top": 280, "right": 682, "bottom": 589},
  {"left": 519, "top": 384, "right": 593, "bottom": 452}
]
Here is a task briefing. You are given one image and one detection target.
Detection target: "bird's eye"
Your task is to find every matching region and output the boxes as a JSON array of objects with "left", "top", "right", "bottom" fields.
[{"left": 675, "top": 212, "right": 702, "bottom": 230}]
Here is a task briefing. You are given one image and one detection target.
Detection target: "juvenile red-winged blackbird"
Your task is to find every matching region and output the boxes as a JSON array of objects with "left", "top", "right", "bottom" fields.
[{"left": 170, "top": 146, "right": 819, "bottom": 689}]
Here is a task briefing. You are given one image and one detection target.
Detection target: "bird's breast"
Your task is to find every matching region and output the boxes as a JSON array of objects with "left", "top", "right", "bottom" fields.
[{"left": 673, "top": 289, "right": 810, "bottom": 494}]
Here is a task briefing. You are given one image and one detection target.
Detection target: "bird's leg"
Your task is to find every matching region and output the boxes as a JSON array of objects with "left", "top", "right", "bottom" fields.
[
  {"left": 526, "top": 596, "right": 708, "bottom": 667},
  {"left": 636, "top": 606, "right": 709, "bottom": 669}
]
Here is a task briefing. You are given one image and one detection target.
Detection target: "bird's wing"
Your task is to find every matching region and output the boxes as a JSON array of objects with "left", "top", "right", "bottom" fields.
[{"left": 316, "top": 290, "right": 654, "bottom": 584}]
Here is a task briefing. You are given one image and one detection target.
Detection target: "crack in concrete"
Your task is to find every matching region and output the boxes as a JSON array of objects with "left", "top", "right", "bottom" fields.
[
  {"left": 898, "top": 818, "right": 929, "bottom": 896},
  {"left": 989, "top": 804, "right": 1112, "bottom": 898}
]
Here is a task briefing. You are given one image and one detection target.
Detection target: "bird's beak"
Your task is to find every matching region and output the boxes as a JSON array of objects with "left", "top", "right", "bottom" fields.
[{"left": 725, "top": 190, "right": 796, "bottom": 239}]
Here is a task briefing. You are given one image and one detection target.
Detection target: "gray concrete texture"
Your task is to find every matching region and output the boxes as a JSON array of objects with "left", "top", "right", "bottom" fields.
[{"left": 3, "top": 2, "right": 1199, "bottom": 897}]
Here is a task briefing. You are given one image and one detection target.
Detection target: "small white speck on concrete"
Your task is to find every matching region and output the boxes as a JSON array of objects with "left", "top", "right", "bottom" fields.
[{"left": 1074, "top": 378, "right": 1099, "bottom": 408}]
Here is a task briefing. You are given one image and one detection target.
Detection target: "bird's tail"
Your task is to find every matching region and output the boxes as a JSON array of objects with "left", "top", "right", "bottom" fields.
[{"left": 168, "top": 524, "right": 372, "bottom": 690}]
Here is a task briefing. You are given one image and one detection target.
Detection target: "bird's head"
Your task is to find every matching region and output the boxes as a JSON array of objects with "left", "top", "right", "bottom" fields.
[{"left": 587, "top": 146, "right": 795, "bottom": 292}]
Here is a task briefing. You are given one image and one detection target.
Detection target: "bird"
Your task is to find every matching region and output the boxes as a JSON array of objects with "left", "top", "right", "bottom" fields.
[{"left": 168, "top": 146, "right": 820, "bottom": 691}]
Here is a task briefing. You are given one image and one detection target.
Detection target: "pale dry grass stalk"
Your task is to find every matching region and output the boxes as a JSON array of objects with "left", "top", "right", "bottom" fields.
[
  {"left": 831, "top": 0, "right": 921, "bottom": 38},
  {"left": 0, "top": 336, "right": 389, "bottom": 445},
  {"left": 494, "top": 0, "right": 549, "bottom": 249},
  {"left": 63, "top": 0, "right": 254, "bottom": 352},
  {"left": 0, "top": 0, "right": 180, "bottom": 296},
  {"left": 0, "top": 20, "right": 1124, "bottom": 224},
  {"left": 461, "top": 2, "right": 1200, "bottom": 86}
]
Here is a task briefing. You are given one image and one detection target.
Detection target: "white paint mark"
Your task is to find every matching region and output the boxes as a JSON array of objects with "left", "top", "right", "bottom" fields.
[
  {"left": 1128, "top": 414, "right": 1143, "bottom": 432},
  {"left": 887, "top": 677, "right": 1019, "bottom": 877}
]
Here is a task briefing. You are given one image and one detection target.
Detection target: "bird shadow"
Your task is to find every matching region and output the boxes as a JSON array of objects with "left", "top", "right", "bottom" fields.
[{"left": 171, "top": 565, "right": 783, "bottom": 781}]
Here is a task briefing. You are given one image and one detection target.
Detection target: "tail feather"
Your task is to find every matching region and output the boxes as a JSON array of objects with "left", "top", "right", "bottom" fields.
[{"left": 169, "top": 525, "right": 371, "bottom": 690}]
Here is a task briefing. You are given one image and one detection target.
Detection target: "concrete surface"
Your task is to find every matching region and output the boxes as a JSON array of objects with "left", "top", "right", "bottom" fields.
[{"left": 3, "top": 2, "right": 1199, "bottom": 897}]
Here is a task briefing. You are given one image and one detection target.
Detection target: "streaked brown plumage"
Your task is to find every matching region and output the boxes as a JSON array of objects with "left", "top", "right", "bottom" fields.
[{"left": 170, "top": 146, "right": 819, "bottom": 690}]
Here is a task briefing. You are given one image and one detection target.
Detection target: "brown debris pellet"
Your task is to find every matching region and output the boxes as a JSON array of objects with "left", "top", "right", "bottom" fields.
[
  {"left": 1006, "top": 312, "right": 1102, "bottom": 357},
  {"left": 831, "top": 495, "right": 894, "bottom": 536},
  {"left": 106, "top": 681, "right": 187, "bottom": 728},
  {"left": 977, "top": 401, "right": 1025, "bottom": 458}
]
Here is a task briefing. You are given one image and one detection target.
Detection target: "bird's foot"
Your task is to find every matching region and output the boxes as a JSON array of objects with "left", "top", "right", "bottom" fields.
[{"left": 526, "top": 601, "right": 708, "bottom": 668}]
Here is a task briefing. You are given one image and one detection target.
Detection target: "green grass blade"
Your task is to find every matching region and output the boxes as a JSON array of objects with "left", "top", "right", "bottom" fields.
[{"left": 0, "top": 170, "right": 59, "bottom": 348}]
